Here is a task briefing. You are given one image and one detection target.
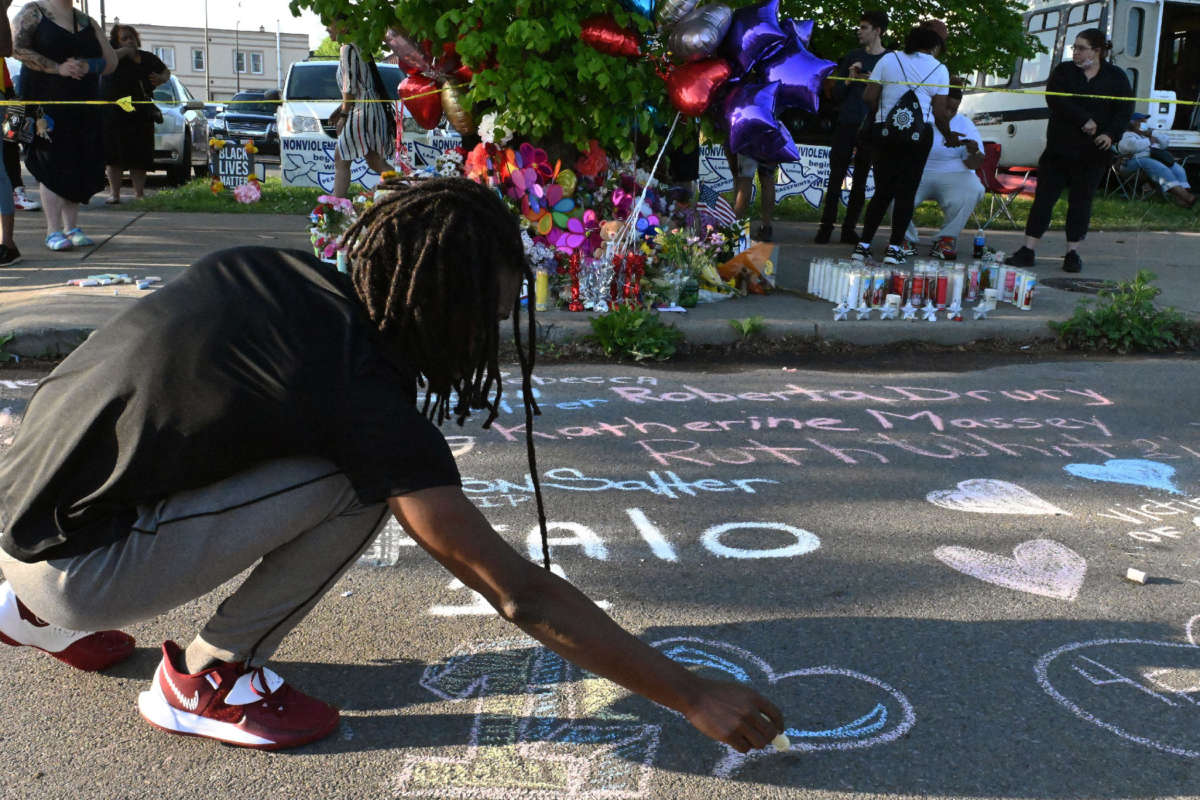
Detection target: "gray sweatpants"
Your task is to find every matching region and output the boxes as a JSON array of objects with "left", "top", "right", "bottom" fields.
[
  {"left": 904, "top": 170, "right": 986, "bottom": 244},
  {"left": 0, "top": 457, "right": 389, "bottom": 667}
]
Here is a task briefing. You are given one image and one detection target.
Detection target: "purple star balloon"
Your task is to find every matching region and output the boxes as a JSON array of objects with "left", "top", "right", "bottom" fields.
[
  {"left": 782, "top": 17, "right": 813, "bottom": 47},
  {"left": 721, "top": 0, "right": 787, "bottom": 75},
  {"left": 723, "top": 81, "right": 799, "bottom": 163},
  {"left": 759, "top": 41, "right": 836, "bottom": 113}
]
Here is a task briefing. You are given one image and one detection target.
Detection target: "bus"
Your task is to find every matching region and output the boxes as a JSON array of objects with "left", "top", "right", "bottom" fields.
[{"left": 959, "top": 0, "right": 1199, "bottom": 172}]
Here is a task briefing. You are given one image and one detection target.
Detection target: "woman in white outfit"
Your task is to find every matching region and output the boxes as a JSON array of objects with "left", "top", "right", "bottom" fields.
[{"left": 325, "top": 16, "right": 393, "bottom": 199}]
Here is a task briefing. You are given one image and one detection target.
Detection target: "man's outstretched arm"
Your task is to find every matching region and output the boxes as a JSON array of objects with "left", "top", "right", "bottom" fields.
[{"left": 389, "top": 486, "right": 784, "bottom": 753}]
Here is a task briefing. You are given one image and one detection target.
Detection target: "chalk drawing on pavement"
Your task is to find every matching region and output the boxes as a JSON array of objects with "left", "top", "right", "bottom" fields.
[
  {"left": 392, "top": 637, "right": 659, "bottom": 798},
  {"left": 392, "top": 636, "right": 916, "bottom": 794},
  {"left": 1064, "top": 459, "right": 1182, "bottom": 495},
  {"left": 653, "top": 637, "right": 916, "bottom": 777},
  {"left": 926, "top": 479, "right": 1072, "bottom": 516},
  {"left": 1037, "top": 617, "right": 1200, "bottom": 758},
  {"left": 934, "top": 539, "right": 1087, "bottom": 601}
]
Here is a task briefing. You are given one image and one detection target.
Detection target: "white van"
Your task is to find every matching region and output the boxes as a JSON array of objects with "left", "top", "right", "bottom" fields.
[
  {"left": 960, "top": 0, "right": 1199, "bottom": 169},
  {"left": 276, "top": 60, "right": 461, "bottom": 191}
]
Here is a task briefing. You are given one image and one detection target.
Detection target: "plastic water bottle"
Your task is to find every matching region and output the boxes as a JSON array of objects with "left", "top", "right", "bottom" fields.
[{"left": 973, "top": 232, "right": 986, "bottom": 259}]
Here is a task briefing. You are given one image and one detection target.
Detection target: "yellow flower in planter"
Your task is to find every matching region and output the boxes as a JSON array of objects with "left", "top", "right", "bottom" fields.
[
  {"left": 209, "top": 138, "right": 225, "bottom": 149},
  {"left": 244, "top": 141, "right": 258, "bottom": 155},
  {"left": 210, "top": 180, "right": 224, "bottom": 195},
  {"left": 379, "top": 170, "right": 398, "bottom": 181}
]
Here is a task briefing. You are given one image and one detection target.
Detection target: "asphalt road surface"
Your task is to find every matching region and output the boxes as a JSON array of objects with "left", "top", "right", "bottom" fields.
[{"left": 2, "top": 357, "right": 1199, "bottom": 800}]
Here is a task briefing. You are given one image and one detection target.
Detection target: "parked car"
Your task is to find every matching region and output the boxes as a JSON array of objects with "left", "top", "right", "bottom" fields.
[
  {"left": 153, "top": 75, "right": 209, "bottom": 184},
  {"left": 276, "top": 59, "right": 460, "bottom": 190},
  {"left": 208, "top": 90, "right": 279, "bottom": 156},
  {"left": 202, "top": 102, "right": 225, "bottom": 120}
]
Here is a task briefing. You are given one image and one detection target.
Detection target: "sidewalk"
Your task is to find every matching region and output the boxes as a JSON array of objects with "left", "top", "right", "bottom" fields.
[{"left": 0, "top": 197, "right": 1196, "bottom": 357}]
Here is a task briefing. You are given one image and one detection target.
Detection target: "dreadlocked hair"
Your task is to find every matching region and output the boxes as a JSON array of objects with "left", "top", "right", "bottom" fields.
[{"left": 344, "top": 176, "right": 553, "bottom": 568}]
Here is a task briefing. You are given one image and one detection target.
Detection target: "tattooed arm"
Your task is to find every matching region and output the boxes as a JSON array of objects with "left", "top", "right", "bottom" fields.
[{"left": 13, "top": 4, "right": 85, "bottom": 77}]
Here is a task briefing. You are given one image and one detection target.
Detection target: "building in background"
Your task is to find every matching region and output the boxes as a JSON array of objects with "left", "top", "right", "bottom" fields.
[{"left": 120, "top": 22, "right": 311, "bottom": 101}]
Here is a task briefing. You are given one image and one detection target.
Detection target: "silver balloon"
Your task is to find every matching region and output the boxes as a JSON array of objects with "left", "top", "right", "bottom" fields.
[
  {"left": 668, "top": 4, "right": 733, "bottom": 61},
  {"left": 657, "top": 0, "right": 700, "bottom": 27}
]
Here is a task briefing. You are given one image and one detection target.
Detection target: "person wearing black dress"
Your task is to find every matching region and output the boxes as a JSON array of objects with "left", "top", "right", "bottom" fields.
[
  {"left": 101, "top": 25, "right": 168, "bottom": 204},
  {"left": 12, "top": 0, "right": 116, "bottom": 251}
]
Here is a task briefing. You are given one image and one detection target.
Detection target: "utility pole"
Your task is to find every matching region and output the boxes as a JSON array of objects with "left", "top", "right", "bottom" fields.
[
  {"left": 203, "top": 0, "right": 211, "bottom": 101},
  {"left": 235, "top": 20, "right": 241, "bottom": 94},
  {"left": 276, "top": 20, "right": 282, "bottom": 91}
]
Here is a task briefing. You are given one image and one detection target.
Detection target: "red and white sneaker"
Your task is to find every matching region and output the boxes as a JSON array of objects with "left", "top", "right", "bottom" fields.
[
  {"left": 13, "top": 187, "right": 41, "bottom": 211},
  {"left": 930, "top": 236, "right": 957, "bottom": 260},
  {"left": 138, "top": 641, "right": 339, "bottom": 750},
  {"left": 0, "top": 580, "right": 135, "bottom": 671}
]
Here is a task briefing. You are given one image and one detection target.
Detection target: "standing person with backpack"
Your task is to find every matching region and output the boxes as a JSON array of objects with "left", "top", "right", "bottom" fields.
[
  {"left": 850, "top": 25, "right": 956, "bottom": 266},
  {"left": 815, "top": 10, "right": 889, "bottom": 245},
  {"left": 1004, "top": 29, "right": 1133, "bottom": 273}
]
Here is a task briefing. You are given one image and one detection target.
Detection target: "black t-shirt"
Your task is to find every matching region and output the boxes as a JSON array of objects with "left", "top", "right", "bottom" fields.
[
  {"left": 101, "top": 50, "right": 167, "bottom": 104},
  {"left": 0, "top": 247, "right": 461, "bottom": 563},
  {"left": 1044, "top": 60, "right": 1134, "bottom": 162},
  {"left": 832, "top": 48, "right": 887, "bottom": 126}
]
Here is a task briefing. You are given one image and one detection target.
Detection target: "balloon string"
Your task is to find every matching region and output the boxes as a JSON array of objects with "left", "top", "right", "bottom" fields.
[{"left": 613, "top": 111, "right": 681, "bottom": 257}]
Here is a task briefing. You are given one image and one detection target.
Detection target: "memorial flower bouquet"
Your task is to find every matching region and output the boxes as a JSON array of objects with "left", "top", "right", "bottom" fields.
[{"left": 309, "top": 195, "right": 357, "bottom": 261}]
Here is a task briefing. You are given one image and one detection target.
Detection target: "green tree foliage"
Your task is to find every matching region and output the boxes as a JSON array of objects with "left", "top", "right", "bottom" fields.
[
  {"left": 785, "top": 0, "right": 1038, "bottom": 79},
  {"left": 311, "top": 36, "right": 340, "bottom": 60},
  {"left": 290, "top": 0, "right": 1039, "bottom": 158},
  {"left": 290, "top": 0, "right": 669, "bottom": 160}
]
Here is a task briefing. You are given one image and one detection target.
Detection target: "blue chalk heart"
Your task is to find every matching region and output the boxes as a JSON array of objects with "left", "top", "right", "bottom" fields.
[{"left": 1064, "top": 459, "right": 1181, "bottom": 495}]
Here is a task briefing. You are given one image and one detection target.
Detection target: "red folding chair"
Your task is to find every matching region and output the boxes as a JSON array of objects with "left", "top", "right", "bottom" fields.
[{"left": 972, "top": 141, "right": 1036, "bottom": 230}]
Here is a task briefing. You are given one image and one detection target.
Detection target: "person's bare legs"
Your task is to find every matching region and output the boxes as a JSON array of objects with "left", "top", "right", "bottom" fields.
[
  {"left": 365, "top": 150, "right": 392, "bottom": 176},
  {"left": 40, "top": 187, "right": 67, "bottom": 237},
  {"left": 62, "top": 200, "right": 80, "bottom": 233},
  {"left": 759, "top": 174, "right": 775, "bottom": 228},
  {"left": 105, "top": 166, "right": 123, "bottom": 202},
  {"left": 131, "top": 169, "right": 147, "bottom": 199},
  {"left": 731, "top": 177, "right": 753, "bottom": 218},
  {"left": 333, "top": 157, "right": 351, "bottom": 199}
]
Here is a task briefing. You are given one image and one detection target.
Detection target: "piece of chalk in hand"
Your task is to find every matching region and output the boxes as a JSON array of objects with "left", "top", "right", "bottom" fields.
[
  {"left": 1125, "top": 567, "right": 1147, "bottom": 584},
  {"left": 760, "top": 712, "right": 789, "bottom": 751}
]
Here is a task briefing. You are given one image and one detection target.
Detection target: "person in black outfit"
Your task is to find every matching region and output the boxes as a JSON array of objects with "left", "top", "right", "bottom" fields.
[
  {"left": 12, "top": 0, "right": 116, "bottom": 251},
  {"left": 101, "top": 24, "right": 169, "bottom": 204},
  {"left": 1005, "top": 28, "right": 1133, "bottom": 273},
  {"left": 0, "top": 177, "right": 784, "bottom": 754},
  {"left": 816, "top": 10, "right": 888, "bottom": 244}
]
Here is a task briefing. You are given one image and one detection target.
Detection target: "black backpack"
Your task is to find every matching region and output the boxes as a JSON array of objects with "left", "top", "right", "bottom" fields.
[{"left": 878, "top": 56, "right": 939, "bottom": 144}]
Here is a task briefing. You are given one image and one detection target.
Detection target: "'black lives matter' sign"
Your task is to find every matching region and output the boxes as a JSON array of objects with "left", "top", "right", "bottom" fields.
[{"left": 211, "top": 144, "right": 256, "bottom": 189}]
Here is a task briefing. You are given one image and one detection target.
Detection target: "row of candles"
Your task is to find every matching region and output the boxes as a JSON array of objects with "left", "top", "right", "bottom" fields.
[{"left": 807, "top": 259, "right": 1036, "bottom": 313}]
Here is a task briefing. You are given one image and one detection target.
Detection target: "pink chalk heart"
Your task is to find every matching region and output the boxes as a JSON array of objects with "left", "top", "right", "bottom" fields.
[{"left": 934, "top": 539, "right": 1086, "bottom": 601}]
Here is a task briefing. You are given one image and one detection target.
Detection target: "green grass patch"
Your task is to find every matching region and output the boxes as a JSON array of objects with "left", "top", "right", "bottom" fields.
[
  {"left": 764, "top": 189, "right": 1200, "bottom": 233},
  {"left": 129, "top": 178, "right": 354, "bottom": 215}
]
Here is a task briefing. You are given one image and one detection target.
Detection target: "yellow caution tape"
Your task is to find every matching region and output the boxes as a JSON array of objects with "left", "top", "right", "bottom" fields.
[
  {"left": 831, "top": 74, "right": 1197, "bottom": 107},
  {"left": 5, "top": 79, "right": 1193, "bottom": 110}
]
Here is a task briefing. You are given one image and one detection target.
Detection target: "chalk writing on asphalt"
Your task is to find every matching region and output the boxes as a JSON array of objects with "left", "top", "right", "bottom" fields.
[
  {"left": 1036, "top": 615, "right": 1200, "bottom": 758},
  {"left": 391, "top": 636, "right": 916, "bottom": 796}
]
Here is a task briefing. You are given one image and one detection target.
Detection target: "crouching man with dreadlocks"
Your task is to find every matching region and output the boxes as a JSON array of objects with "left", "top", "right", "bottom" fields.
[{"left": 0, "top": 178, "right": 783, "bottom": 752}]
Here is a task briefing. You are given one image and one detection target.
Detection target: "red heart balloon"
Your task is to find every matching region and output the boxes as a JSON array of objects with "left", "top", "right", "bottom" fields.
[
  {"left": 399, "top": 74, "right": 442, "bottom": 130},
  {"left": 666, "top": 58, "right": 732, "bottom": 117},
  {"left": 580, "top": 14, "right": 641, "bottom": 58}
]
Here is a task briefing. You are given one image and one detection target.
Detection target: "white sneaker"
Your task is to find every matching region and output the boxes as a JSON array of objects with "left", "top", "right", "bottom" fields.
[{"left": 13, "top": 187, "right": 40, "bottom": 211}]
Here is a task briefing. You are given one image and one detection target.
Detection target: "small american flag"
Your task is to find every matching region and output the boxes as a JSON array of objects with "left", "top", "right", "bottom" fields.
[{"left": 697, "top": 183, "right": 737, "bottom": 228}]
